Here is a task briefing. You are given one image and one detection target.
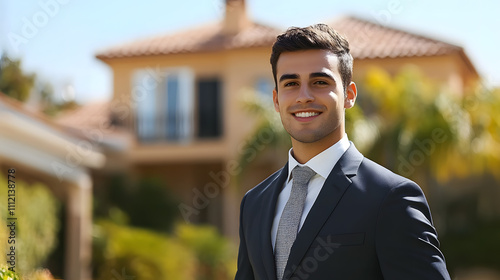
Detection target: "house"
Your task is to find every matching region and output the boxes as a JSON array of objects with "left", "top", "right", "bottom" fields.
[
  {"left": 61, "top": 0, "right": 479, "bottom": 241},
  {"left": 0, "top": 93, "right": 105, "bottom": 280}
]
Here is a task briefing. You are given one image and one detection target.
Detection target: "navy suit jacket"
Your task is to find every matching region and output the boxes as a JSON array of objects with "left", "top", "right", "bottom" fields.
[{"left": 235, "top": 143, "right": 450, "bottom": 280}]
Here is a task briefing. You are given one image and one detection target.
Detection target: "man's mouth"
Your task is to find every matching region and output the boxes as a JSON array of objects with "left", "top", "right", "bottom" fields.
[{"left": 293, "top": 111, "right": 320, "bottom": 118}]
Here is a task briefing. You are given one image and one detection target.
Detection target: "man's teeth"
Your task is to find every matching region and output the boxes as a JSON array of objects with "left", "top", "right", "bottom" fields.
[{"left": 295, "top": 112, "right": 319, "bottom": 118}]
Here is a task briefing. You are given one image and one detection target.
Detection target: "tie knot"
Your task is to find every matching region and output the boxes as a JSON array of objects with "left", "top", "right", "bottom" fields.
[{"left": 292, "top": 165, "right": 316, "bottom": 187}]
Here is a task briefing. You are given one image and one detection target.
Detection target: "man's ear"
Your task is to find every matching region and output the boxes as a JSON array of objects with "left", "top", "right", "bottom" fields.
[
  {"left": 273, "top": 88, "right": 280, "bottom": 112},
  {"left": 344, "top": 82, "right": 357, "bottom": 109}
]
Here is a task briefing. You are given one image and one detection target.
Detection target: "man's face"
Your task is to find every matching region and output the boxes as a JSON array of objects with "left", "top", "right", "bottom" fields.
[{"left": 273, "top": 49, "right": 356, "bottom": 146}]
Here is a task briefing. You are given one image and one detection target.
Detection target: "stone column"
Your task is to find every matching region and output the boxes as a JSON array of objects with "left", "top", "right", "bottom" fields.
[{"left": 65, "top": 174, "right": 92, "bottom": 280}]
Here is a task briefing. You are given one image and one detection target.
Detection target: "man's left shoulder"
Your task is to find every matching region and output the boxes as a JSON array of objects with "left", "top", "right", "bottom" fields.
[{"left": 357, "top": 157, "right": 420, "bottom": 192}]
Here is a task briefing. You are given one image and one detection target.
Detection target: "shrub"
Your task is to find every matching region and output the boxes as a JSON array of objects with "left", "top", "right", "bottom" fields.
[
  {"left": 93, "top": 220, "right": 238, "bottom": 280},
  {"left": 0, "top": 175, "right": 60, "bottom": 274},
  {"left": 94, "top": 220, "right": 196, "bottom": 280},
  {"left": 0, "top": 266, "right": 20, "bottom": 280},
  {"left": 0, "top": 266, "right": 55, "bottom": 280},
  {"left": 176, "top": 224, "right": 237, "bottom": 280}
]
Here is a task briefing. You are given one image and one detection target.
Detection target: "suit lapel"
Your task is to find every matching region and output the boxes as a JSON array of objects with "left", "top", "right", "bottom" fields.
[
  {"left": 284, "top": 143, "right": 364, "bottom": 279},
  {"left": 260, "top": 163, "right": 288, "bottom": 280}
]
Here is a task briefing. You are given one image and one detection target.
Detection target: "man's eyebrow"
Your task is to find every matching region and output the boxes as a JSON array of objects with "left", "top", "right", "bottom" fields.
[
  {"left": 279, "top": 74, "right": 299, "bottom": 82},
  {"left": 309, "top": 72, "right": 335, "bottom": 80}
]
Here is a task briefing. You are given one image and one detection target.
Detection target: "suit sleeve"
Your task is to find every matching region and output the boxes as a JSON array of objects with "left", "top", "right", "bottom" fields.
[
  {"left": 375, "top": 181, "right": 451, "bottom": 280},
  {"left": 234, "top": 194, "right": 255, "bottom": 280}
]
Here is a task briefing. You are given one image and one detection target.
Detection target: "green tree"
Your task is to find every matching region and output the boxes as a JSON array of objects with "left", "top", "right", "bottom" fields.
[
  {"left": 0, "top": 54, "right": 35, "bottom": 102},
  {"left": 0, "top": 53, "right": 77, "bottom": 116},
  {"left": 358, "top": 66, "right": 500, "bottom": 184},
  {"left": 237, "top": 92, "right": 291, "bottom": 176}
]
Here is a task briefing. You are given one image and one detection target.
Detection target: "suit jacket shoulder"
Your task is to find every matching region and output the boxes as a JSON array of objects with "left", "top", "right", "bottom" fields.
[{"left": 245, "top": 166, "right": 286, "bottom": 198}]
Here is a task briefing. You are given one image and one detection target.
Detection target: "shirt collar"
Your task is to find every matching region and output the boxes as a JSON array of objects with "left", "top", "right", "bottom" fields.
[{"left": 287, "top": 134, "right": 350, "bottom": 181}]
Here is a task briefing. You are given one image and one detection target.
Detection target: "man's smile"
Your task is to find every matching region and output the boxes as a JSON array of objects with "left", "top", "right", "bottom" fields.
[
  {"left": 292, "top": 110, "right": 322, "bottom": 122},
  {"left": 294, "top": 111, "right": 320, "bottom": 118}
]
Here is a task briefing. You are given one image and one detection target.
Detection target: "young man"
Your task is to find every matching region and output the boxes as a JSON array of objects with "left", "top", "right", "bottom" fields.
[{"left": 235, "top": 24, "right": 450, "bottom": 280}]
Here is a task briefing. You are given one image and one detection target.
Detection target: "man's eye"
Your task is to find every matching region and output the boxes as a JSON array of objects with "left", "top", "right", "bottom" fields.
[
  {"left": 284, "top": 82, "right": 298, "bottom": 87},
  {"left": 314, "top": 80, "right": 328, "bottom": 85}
]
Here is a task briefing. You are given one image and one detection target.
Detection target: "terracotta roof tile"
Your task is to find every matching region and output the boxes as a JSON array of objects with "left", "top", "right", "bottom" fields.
[
  {"left": 55, "top": 101, "right": 133, "bottom": 150},
  {"left": 96, "top": 21, "right": 280, "bottom": 59},
  {"left": 0, "top": 93, "right": 90, "bottom": 141},
  {"left": 331, "top": 16, "right": 462, "bottom": 59},
  {"left": 96, "top": 16, "right": 466, "bottom": 61},
  {"left": 56, "top": 101, "right": 111, "bottom": 131}
]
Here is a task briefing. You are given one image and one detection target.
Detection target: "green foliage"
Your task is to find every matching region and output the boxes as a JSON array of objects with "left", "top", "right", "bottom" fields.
[
  {"left": 0, "top": 54, "right": 35, "bottom": 102},
  {"left": 355, "top": 66, "right": 452, "bottom": 178},
  {"left": 23, "top": 269, "right": 55, "bottom": 280},
  {"left": 94, "top": 220, "right": 196, "bottom": 280},
  {"left": 441, "top": 220, "right": 500, "bottom": 273},
  {"left": 0, "top": 53, "right": 76, "bottom": 116},
  {"left": 0, "top": 266, "right": 55, "bottom": 280},
  {"left": 238, "top": 92, "right": 291, "bottom": 175},
  {"left": 358, "top": 66, "right": 500, "bottom": 182},
  {"left": 176, "top": 224, "right": 237, "bottom": 280},
  {"left": 94, "top": 174, "right": 180, "bottom": 233},
  {"left": 0, "top": 176, "right": 60, "bottom": 275},
  {"left": 0, "top": 267, "right": 20, "bottom": 280},
  {"left": 93, "top": 174, "right": 237, "bottom": 279},
  {"left": 16, "top": 183, "right": 60, "bottom": 273},
  {"left": 0, "top": 267, "right": 54, "bottom": 280},
  {"left": 93, "top": 220, "right": 236, "bottom": 280}
]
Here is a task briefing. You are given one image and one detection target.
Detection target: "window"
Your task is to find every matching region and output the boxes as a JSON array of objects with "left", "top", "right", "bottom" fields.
[
  {"left": 197, "top": 78, "right": 222, "bottom": 138},
  {"left": 255, "top": 77, "right": 274, "bottom": 102},
  {"left": 133, "top": 68, "right": 194, "bottom": 143}
]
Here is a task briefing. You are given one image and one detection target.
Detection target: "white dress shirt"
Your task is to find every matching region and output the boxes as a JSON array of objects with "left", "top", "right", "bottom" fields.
[{"left": 271, "top": 134, "right": 350, "bottom": 250}]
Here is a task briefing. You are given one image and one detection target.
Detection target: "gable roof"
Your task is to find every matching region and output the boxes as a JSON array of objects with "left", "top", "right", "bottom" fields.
[
  {"left": 332, "top": 16, "right": 477, "bottom": 75},
  {"left": 0, "top": 92, "right": 71, "bottom": 136},
  {"left": 332, "top": 16, "right": 460, "bottom": 59},
  {"left": 96, "top": 16, "right": 474, "bottom": 71},
  {"left": 96, "top": 21, "right": 280, "bottom": 59},
  {"left": 56, "top": 100, "right": 111, "bottom": 131},
  {"left": 55, "top": 100, "right": 132, "bottom": 151},
  {"left": 0, "top": 93, "right": 105, "bottom": 170}
]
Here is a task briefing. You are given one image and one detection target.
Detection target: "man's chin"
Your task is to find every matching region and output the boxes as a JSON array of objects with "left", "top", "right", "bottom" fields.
[{"left": 290, "top": 133, "right": 324, "bottom": 144}]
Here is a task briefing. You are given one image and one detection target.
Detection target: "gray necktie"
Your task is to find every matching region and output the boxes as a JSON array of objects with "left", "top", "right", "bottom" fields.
[{"left": 275, "top": 165, "right": 316, "bottom": 280}]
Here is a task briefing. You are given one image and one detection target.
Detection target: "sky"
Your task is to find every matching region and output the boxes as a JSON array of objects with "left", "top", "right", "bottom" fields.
[{"left": 1, "top": 0, "right": 499, "bottom": 104}]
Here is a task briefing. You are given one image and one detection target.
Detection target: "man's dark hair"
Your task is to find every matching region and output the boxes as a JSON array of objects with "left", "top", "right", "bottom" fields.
[{"left": 270, "top": 24, "right": 353, "bottom": 94}]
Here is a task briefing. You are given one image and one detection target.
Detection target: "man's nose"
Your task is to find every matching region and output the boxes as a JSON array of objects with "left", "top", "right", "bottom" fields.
[{"left": 296, "top": 85, "right": 314, "bottom": 103}]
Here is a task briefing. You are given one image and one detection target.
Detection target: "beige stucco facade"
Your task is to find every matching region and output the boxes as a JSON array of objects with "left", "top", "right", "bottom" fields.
[{"left": 99, "top": 46, "right": 278, "bottom": 239}]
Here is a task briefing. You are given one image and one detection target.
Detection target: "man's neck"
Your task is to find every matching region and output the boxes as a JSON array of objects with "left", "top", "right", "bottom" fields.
[{"left": 291, "top": 131, "right": 343, "bottom": 164}]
